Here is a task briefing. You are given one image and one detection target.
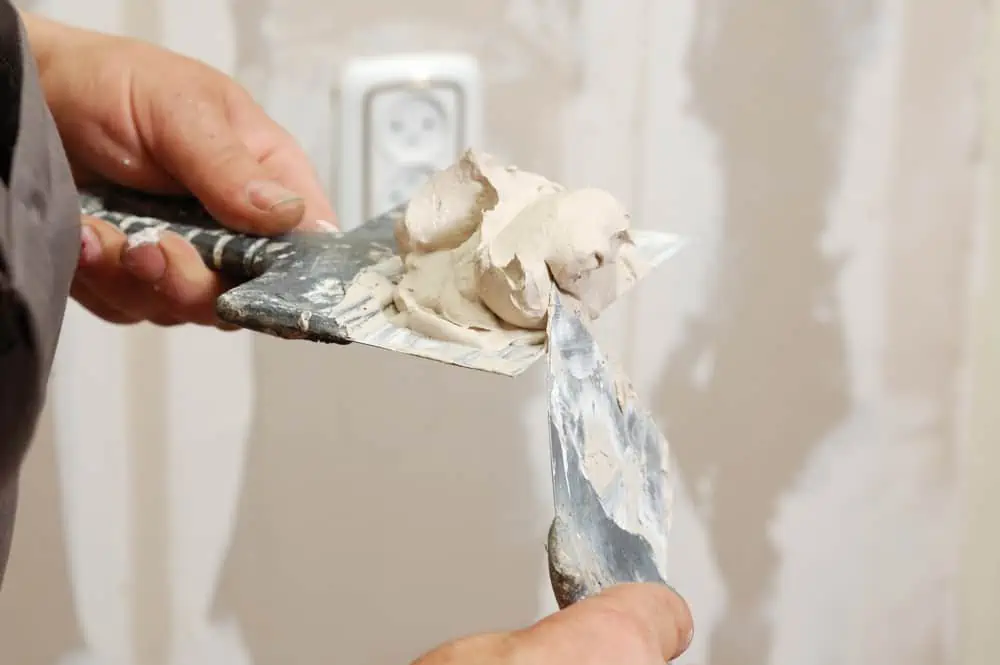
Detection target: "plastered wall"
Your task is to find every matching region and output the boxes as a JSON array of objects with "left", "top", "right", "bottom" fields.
[{"left": 0, "top": 0, "right": 992, "bottom": 664}]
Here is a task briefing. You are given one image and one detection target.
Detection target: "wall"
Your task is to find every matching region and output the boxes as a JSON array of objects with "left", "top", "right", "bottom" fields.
[
  {"left": 960, "top": 1, "right": 1000, "bottom": 661},
  {"left": 0, "top": 0, "right": 990, "bottom": 664}
]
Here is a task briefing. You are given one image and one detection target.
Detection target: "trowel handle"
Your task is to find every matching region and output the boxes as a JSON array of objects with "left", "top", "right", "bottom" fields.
[{"left": 79, "top": 188, "right": 284, "bottom": 280}]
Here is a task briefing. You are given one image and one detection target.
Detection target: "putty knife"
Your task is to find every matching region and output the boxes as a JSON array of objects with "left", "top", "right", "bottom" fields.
[
  {"left": 80, "top": 187, "right": 683, "bottom": 376},
  {"left": 544, "top": 291, "right": 672, "bottom": 608}
]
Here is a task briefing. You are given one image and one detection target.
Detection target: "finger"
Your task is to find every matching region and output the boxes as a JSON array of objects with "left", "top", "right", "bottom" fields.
[
  {"left": 260, "top": 146, "right": 337, "bottom": 231},
  {"left": 144, "top": 89, "right": 306, "bottom": 235},
  {"left": 515, "top": 583, "right": 693, "bottom": 664},
  {"left": 250, "top": 130, "right": 338, "bottom": 230},
  {"left": 81, "top": 218, "right": 189, "bottom": 322},
  {"left": 75, "top": 270, "right": 191, "bottom": 328},
  {"left": 78, "top": 216, "right": 129, "bottom": 277},
  {"left": 75, "top": 272, "right": 175, "bottom": 324},
  {"left": 118, "top": 227, "right": 234, "bottom": 327},
  {"left": 70, "top": 279, "right": 143, "bottom": 325},
  {"left": 231, "top": 93, "right": 337, "bottom": 231},
  {"left": 144, "top": 231, "right": 226, "bottom": 325}
]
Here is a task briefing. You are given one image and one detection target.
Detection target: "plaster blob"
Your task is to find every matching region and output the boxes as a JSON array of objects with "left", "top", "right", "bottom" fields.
[
  {"left": 476, "top": 188, "right": 641, "bottom": 329},
  {"left": 389, "top": 149, "right": 642, "bottom": 349}
]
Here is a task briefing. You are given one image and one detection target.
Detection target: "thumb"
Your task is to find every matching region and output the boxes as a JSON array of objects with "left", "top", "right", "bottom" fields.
[
  {"left": 148, "top": 97, "right": 306, "bottom": 236},
  {"left": 516, "top": 583, "right": 693, "bottom": 663}
]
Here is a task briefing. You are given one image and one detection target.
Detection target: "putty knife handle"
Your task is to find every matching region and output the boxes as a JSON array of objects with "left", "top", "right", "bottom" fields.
[{"left": 79, "top": 189, "right": 282, "bottom": 280}]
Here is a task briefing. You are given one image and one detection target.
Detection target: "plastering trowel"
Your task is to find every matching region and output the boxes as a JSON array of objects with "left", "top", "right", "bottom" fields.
[
  {"left": 544, "top": 291, "right": 672, "bottom": 608},
  {"left": 81, "top": 186, "right": 677, "bottom": 606},
  {"left": 79, "top": 187, "right": 683, "bottom": 376}
]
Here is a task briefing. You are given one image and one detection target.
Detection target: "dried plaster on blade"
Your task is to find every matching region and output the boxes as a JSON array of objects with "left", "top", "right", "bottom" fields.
[{"left": 344, "top": 149, "right": 649, "bottom": 351}]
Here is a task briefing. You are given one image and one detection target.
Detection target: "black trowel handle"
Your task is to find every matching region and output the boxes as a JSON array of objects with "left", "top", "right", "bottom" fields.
[{"left": 79, "top": 187, "right": 289, "bottom": 280}]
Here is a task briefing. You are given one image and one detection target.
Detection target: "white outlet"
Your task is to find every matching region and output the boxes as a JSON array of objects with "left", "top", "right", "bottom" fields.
[{"left": 338, "top": 53, "right": 483, "bottom": 230}]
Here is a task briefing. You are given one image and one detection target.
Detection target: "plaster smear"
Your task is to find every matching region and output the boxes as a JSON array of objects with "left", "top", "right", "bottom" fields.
[{"left": 384, "top": 149, "right": 644, "bottom": 349}]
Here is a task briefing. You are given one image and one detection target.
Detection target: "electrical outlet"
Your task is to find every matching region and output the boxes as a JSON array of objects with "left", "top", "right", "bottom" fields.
[{"left": 338, "top": 53, "right": 483, "bottom": 230}]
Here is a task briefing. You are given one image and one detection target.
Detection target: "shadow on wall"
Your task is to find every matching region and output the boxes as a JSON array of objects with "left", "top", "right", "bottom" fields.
[
  {"left": 212, "top": 338, "right": 545, "bottom": 665},
  {"left": 653, "top": 1, "right": 872, "bottom": 664},
  {"left": 0, "top": 406, "right": 84, "bottom": 664}
]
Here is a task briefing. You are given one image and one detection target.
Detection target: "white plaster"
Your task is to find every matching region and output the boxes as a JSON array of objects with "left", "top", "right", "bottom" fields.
[
  {"left": 820, "top": 0, "right": 898, "bottom": 409},
  {"left": 768, "top": 402, "right": 958, "bottom": 664},
  {"left": 770, "top": 2, "right": 960, "bottom": 662},
  {"left": 669, "top": 466, "right": 729, "bottom": 665},
  {"left": 619, "top": 0, "right": 729, "bottom": 660},
  {"left": 51, "top": 303, "right": 133, "bottom": 665},
  {"left": 164, "top": 327, "right": 254, "bottom": 665},
  {"left": 624, "top": 0, "right": 724, "bottom": 390}
]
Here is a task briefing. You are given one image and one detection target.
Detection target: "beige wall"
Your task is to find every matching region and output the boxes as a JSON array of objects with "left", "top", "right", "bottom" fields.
[
  {"left": 959, "top": 2, "right": 1000, "bottom": 662},
  {"left": 0, "top": 0, "right": 993, "bottom": 664}
]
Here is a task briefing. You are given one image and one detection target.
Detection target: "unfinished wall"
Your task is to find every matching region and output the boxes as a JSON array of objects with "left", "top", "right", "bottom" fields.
[{"left": 0, "top": 0, "right": 989, "bottom": 664}]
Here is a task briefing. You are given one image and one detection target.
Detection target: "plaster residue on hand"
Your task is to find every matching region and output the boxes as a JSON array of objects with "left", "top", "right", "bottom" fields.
[
  {"left": 126, "top": 226, "right": 163, "bottom": 249},
  {"left": 389, "top": 149, "right": 645, "bottom": 349}
]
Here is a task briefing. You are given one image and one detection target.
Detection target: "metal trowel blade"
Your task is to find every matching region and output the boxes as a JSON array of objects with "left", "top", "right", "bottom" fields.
[{"left": 544, "top": 290, "right": 673, "bottom": 608}]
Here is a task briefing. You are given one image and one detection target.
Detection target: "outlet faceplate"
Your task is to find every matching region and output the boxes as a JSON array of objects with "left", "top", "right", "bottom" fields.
[{"left": 338, "top": 53, "right": 483, "bottom": 230}]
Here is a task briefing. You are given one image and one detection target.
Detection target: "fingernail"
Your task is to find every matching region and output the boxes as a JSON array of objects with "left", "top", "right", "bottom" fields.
[
  {"left": 298, "top": 219, "right": 337, "bottom": 233},
  {"left": 122, "top": 227, "right": 166, "bottom": 282},
  {"left": 246, "top": 180, "right": 303, "bottom": 212},
  {"left": 79, "top": 225, "right": 101, "bottom": 267},
  {"left": 682, "top": 625, "right": 694, "bottom": 651}
]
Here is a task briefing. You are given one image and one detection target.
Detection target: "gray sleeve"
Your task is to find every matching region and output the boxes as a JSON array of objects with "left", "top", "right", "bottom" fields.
[{"left": 0, "top": 1, "right": 81, "bottom": 585}]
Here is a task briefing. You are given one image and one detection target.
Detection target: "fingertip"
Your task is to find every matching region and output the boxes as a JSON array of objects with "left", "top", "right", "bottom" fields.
[
  {"left": 600, "top": 583, "right": 693, "bottom": 660},
  {"left": 245, "top": 179, "right": 304, "bottom": 216},
  {"left": 262, "top": 195, "right": 307, "bottom": 231},
  {"left": 194, "top": 179, "right": 306, "bottom": 236},
  {"left": 79, "top": 216, "right": 128, "bottom": 273},
  {"left": 120, "top": 227, "right": 167, "bottom": 282},
  {"left": 79, "top": 224, "right": 102, "bottom": 267},
  {"left": 526, "top": 582, "right": 693, "bottom": 663}
]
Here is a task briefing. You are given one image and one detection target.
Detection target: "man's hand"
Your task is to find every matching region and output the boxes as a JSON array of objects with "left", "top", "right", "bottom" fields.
[
  {"left": 413, "top": 584, "right": 693, "bottom": 665},
  {"left": 24, "top": 13, "right": 336, "bottom": 327}
]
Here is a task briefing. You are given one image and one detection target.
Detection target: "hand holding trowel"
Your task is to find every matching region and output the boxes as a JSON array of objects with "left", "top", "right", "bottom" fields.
[{"left": 78, "top": 151, "right": 683, "bottom": 377}]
